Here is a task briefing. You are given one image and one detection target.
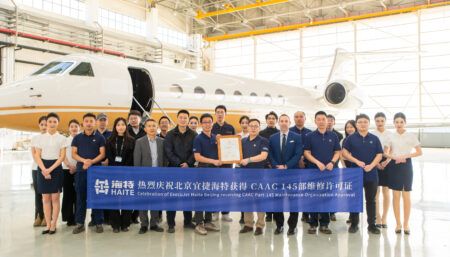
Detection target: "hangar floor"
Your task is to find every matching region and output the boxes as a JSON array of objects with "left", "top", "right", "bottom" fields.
[{"left": 0, "top": 149, "right": 449, "bottom": 257}]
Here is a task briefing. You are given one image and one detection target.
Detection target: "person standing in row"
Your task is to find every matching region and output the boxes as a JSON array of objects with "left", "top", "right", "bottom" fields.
[
  {"left": 238, "top": 115, "right": 250, "bottom": 138},
  {"left": 33, "top": 113, "right": 67, "bottom": 234},
  {"left": 164, "top": 110, "right": 197, "bottom": 233},
  {"left": 192, "top": 113, "right": 221, "bottom": 235},
  {"left": 304, "top": 111, "right": 341, "bottom": 235},
  {"left": 61, "top": 119, "right": 80, "bottom": 226},
  {"left": 239, "top": 118, "right": 269, "bottom": 236},
  {"left": 127, "top": 110, "right": 146, "bottom": 224},
  {"left": 134, "top": 119, "right": 165, "bottom": 234},
  {"left": 31, "top": 116, "right": 47, "bottom": 227},
  {"left": 289, "top": 111, "right": 312, "bottom": 223},
  {"left": 158, "top": 116, "right": 171, "bottom": 139},
  {"left": 342, "top": 114, "right": 383, "bottom": 234},
  {"left": 259, "top": 111, "right": 279, "bottom": 222},
  {"left": 188, "top": 116, "right": 199, "bottom": 132},
  {"left": 211, "top": 105, "right": 235, "bottom": 222},
  {"left": 269, "top": 114, "right": 303, "bottom": 236},
  {"left": 373, "top": 112, "right": 393, "bottom": 229},
  {"left": 106, "top": 117, "right": 135, "bottom": 233},
  {"left": 72, "top": 113, "right": 106, "bottom": 234},
  {"left": 385, "top": 112, "right": 422, "bottom": 235}
]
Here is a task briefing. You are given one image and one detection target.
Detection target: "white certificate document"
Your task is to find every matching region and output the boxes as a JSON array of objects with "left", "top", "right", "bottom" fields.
[{"left": 218, "top": 136, "right": 242, "bottom": 163}]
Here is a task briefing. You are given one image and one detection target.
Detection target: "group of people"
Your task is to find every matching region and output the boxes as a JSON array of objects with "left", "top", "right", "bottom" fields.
[{"left": 30, "top": 105, "right": 422, "bottom": 237}]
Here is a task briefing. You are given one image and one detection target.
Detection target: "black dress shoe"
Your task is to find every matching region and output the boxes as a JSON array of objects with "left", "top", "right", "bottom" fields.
[
  {"left": 150, "top": 225, "right": 164, "bottom": 232},
  {"left": 88, "top": 221, "right": 94, "bottom": 227},
  {"left": 254, "top": 227, "right": 263, "bottom": 236},
  {"left": 368, "top": 225, "right": 381, "bottom": 234},
  {"left": 139, "top": 227, "right": 148, "bottom": 234},
  {"left": 319, "top": 226, "right": 332, "bottom": 234},
  {"left": 287, "top": 227, "right": 297, "bottom": 236},
  {"left": 239, "top": 226, "right": 253, "bottom": 234},
  {"left": 42, "top": 230, "right": 50, "bottom": 235},
  {"left": 274, "top": 227, "right": 284, "bottom": 235},
  {"left": 49, "top": 229, "right": 57, "bottom": 235},
  {"left": 167, "top": 227, "right": 175, "bottom": 233},
  {"left": 348, "top": 225, "right": 359, "bottom": 233},
  {"left": 113, "top": 228, "right": 120, "bottom": 233},
  {"left": 121, "top": 227, "right": 129, "bottom": 232}
]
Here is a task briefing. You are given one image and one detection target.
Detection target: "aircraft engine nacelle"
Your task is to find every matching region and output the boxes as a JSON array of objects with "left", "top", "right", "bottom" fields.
[{"left": 322, "top": 80, "right": 364, "bottom": 109}]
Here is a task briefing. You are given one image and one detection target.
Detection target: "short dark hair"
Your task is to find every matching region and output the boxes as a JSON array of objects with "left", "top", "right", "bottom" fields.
[
  {"left": 128, "top": 110, "right": 142, "bottom": 118},
  {"left": 68, "top": 119, "right": 80, "bottom": 127},
  {"left": 38, "top": 115, "right": 47, "bottom": 124},
  {"left": 215, "top": 105, "right": 227, "bottom": 113},
  {"left": 326, "top": 114, "right": 335, "bottom": 121},
  {"left": 374, "top": 112, "right": 386, "bottom": 120},
  {"left": 239, "top": 115, "right": 250, "bottom": 124},
  {"left": 265, "top": 111, "right": 278, "bottom": 120},
  {"left": 46, "top": 112, "right": 60, "bottom": 122},
  {"left": 315, "top": 111, "right": 327, "bottom": 119},
  {"left": 200, "top": 113, "right": 213, "bottom": 123},
  {"left": 144, "top": 118, "right": 157, "bottom": 126},
  {"left": 248, "top": 118, "right": 260, "bottom": 125},
  {"left": 177, "top": 109, "right": 190, "bottom": 117},
  {"left": 189, "top": 116, "right": 199, "bottom": 122},
  {"left": 279, "top": 114, "right": 290, "bottom": 120},
  {"left": 356, "top": 113, "right": 370, "bottom": 122},
  {"left": 83, "top": 112, "right": 96, "bottom": 120},
  {"left": 158, "top": 116, "right": 170, "bottom": 124},
  {"left": 393, "top": 112, "right": 406, "bottom": 122}
]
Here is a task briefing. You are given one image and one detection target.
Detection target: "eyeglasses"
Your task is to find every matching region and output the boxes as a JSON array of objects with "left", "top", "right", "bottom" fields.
[
  {"left": 202, "top": 121, "right": 213, "bottom": 124},
  {"left": 249, "top": 125, "right": 259, "bottom": 129}
]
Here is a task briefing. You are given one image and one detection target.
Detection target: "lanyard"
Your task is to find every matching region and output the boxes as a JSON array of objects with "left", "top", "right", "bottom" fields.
[{"left": 115, "top": 138, "right": 125, "bottom": 157}]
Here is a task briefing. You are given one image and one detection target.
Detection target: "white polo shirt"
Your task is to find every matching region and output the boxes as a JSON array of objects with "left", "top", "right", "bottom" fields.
[
  {"left": 31, "top": 132, "right": 68, "bottom": 160},
  {"left": 372, "top": 129, "right": 392, "bottom": 148},
  {"left": 389, "top": 131, "right": 420, "bottom": 157},
  {"left": 62, "top": 135, "right": 76, "bottom": 169}
]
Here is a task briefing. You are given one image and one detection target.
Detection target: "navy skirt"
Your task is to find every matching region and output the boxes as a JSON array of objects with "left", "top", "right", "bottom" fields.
[
  {"left": 37, "top": 159, "right": 63, "bottom": 194},
  {"left": 387, "top": 158, "right": 413, "bottom": 191},
  {"left": 377, "top": 157, "right": 390, "bottom": 187}
]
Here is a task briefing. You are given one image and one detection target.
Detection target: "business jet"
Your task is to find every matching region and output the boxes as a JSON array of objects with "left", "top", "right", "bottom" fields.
[{"left": 0, "top": 48, "right": 364, "bottom": 132}]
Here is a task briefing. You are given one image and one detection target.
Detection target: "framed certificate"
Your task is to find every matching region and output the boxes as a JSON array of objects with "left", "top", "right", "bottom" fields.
[{"left": 217, "top": 135, "right": 243, "bottom": 164}]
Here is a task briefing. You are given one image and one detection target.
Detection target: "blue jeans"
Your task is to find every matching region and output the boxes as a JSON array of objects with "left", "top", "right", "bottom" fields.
[{"left": 75, "top": 171, "right": 103, "bottom": 225}]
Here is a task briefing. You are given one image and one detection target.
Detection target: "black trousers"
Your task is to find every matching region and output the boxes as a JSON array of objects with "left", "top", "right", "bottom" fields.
[
  {"left": 274, "top": 212, "right": 299, "bottom": 229},
  {"left": 110, "top": 210, "right": 132, "bottom": 229},
  {"left": 350, "top": 180, "right": 378, "bottom": 226},
  {"left": 32, "top": 169, "right": 44, "bottom": 219},
  {"left": 309, "top": 212, "right": 330, "bottom": 227},
  {"left": 61, "top": 169, "right": 76, "bottom": 223},
  {"left": 166, "top": 211, "right": 193, "bottom": 227}
]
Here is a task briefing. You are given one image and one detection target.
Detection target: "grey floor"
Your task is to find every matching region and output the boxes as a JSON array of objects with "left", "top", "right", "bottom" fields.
[{"left": 0, "top": 148, "right": 449, "bottom": 257}]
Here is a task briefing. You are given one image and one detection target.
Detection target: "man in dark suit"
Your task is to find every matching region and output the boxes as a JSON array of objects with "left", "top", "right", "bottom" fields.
[
  {"left": 134, "top": 118, "right": 165, "bottom": 234},
  {"left": 269, "top": 114, "right": 303, "bottom": 236}
]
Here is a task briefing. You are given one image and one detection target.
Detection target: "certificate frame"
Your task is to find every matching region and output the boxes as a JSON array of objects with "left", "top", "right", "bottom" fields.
[{"left": 216, "top": 135, "right": 243, "bottom": 164}]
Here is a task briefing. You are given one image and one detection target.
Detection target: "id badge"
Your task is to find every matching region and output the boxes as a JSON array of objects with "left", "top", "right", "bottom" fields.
[{"left": 115, "top": 156, "right": 123, "bottom": 163}]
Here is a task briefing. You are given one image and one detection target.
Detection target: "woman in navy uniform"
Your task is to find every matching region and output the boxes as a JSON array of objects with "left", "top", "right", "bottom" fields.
[{"left": 385, "top": 112, "right": 422, "bottom": 234}]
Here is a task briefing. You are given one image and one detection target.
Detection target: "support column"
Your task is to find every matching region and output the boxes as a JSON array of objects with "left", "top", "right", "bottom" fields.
[{"left": 1, "top": 45, "right": 15, "bottom": 85}]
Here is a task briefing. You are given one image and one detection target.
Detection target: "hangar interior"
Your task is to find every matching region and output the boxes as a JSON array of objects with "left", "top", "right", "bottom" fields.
[{"left": 0, "top": 1, "right": 450, "bottom": 257}]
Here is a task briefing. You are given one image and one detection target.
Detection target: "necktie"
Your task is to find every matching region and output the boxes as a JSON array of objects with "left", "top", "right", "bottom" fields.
[{"left": 281, "top": 134, "right": 287, "bottom": 164}]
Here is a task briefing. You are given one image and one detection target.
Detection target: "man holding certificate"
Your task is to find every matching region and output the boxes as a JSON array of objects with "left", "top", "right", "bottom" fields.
[
  {"left": 268, "top": 114, "right": 303, "bottom": 236},
  {"left": 238, "top": 118, "right": 269, "bottom": 236}
]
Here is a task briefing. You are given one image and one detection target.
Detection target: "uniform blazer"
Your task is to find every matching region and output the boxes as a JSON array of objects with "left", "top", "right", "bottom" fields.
[{"left": 269, "top": 132, "right": 303, "bottom": 169}]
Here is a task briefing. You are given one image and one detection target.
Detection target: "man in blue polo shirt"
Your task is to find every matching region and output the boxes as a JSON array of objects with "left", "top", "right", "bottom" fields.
[
  {"left": 342, "top": 113, "right": 383, "bottom": 234},
  {"left": 211, "top": 105, "right": 234, "bottom": 222},
  {"left": 192, "top": 113, "right": 221, "bottom": 235},
  {"left": 269, "top": 114, "right": 303, "bottom": 236},
  {"left": 71, "top": 113, "right": 106, "bottom": 234},
  {"left": 304, "top": 111, "right": 341, "bottom": 235},
  {"left": 239, "top": 118, "right": 269, "bottom": 236}
]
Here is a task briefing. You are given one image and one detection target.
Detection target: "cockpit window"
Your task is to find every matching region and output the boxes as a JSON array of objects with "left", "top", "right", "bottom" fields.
[
  {"left": 70, "top": 62, "right": 94, "bottom": 77},
  {"left": 32, "top": 62, "right": 74, "bottom": 75}
]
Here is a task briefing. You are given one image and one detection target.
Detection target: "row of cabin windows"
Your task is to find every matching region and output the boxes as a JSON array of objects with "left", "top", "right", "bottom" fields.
[
  {"left": 169, "top": 84, "right": 285, "bottom": 104},
  {"left": 32, "top": 62, "right": 94, "bottom": 76}
]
